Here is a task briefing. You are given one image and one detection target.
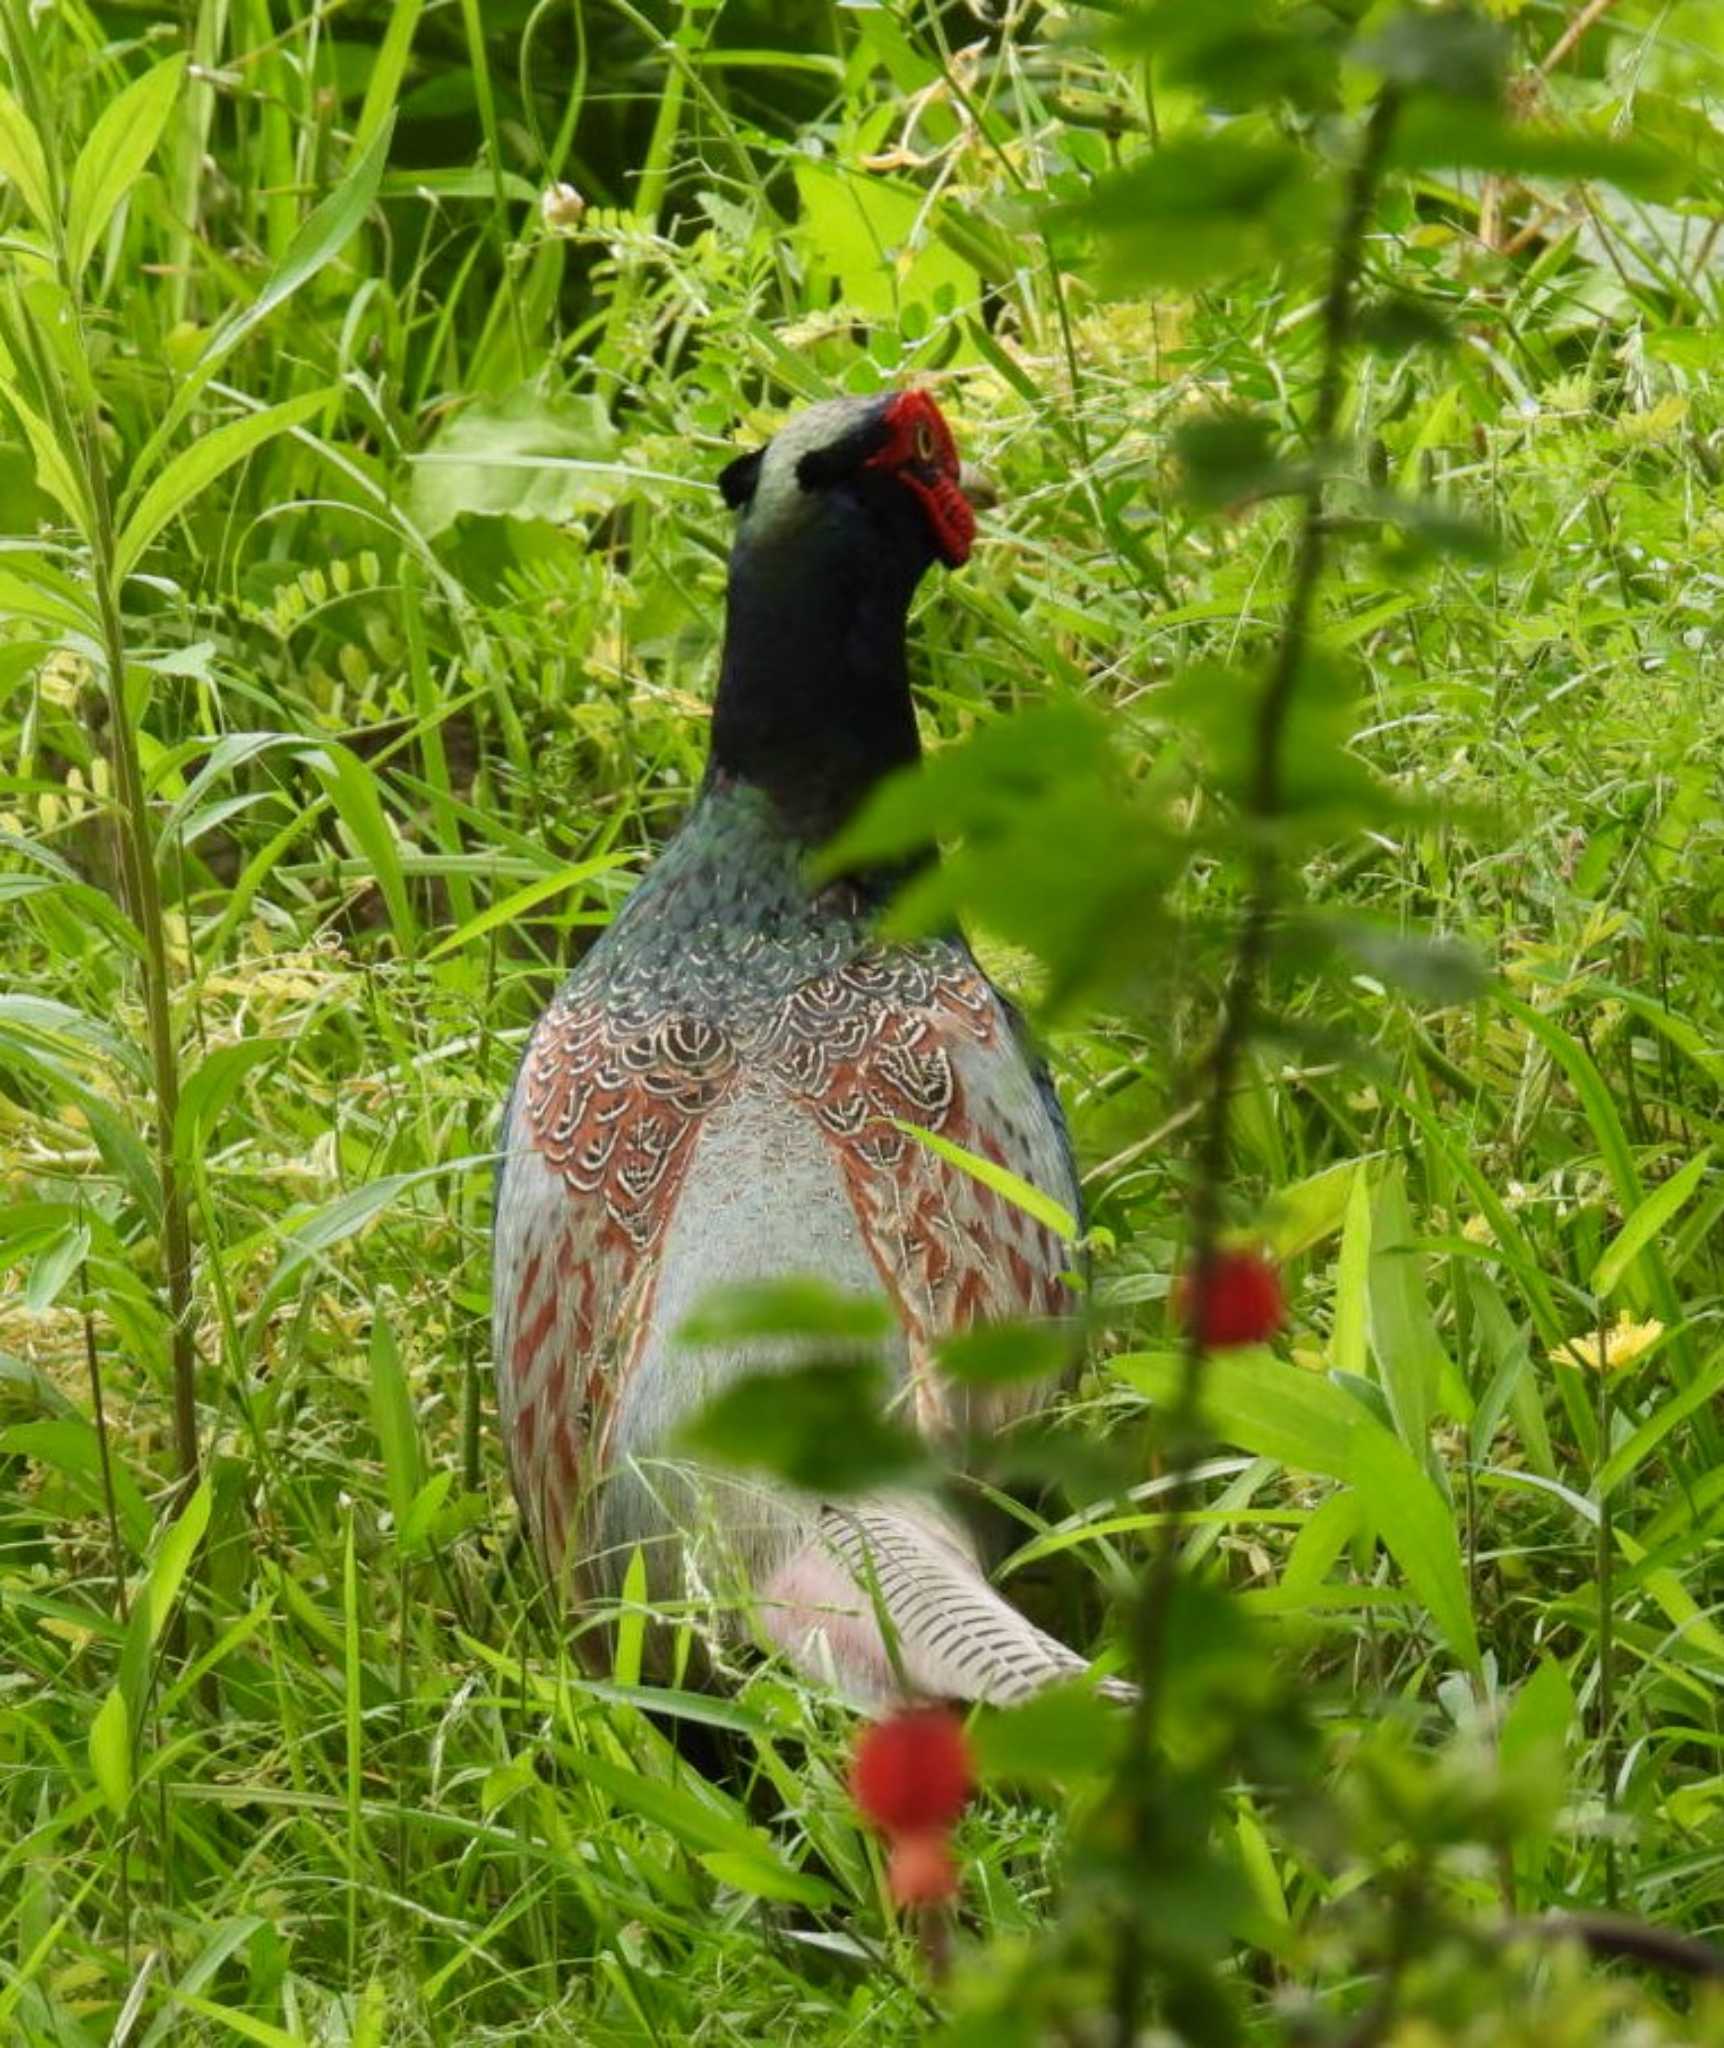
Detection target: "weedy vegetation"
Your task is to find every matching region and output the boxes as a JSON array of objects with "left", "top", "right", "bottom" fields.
[{"left": 2, "top": 0, "right": 1723, "bottom": 2041}]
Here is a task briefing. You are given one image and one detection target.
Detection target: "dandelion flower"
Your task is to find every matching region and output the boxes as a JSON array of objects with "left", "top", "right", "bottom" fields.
[{"left": 1553, "top": 1311, "right": 1665, "bottom": 1372}]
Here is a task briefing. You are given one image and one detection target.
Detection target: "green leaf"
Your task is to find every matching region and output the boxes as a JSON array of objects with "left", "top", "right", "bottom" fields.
[
  {"left": 680, "top": 1361, "right": 926, "bottom": 1495},
  {"left": 613, "top": 1544, "right": 648, "bottom": 1686},
  {"left": 677, "top": 1277, "right": 894, "bottom": 1348},
  {"left": 937, "top": 1320, "right": 1072, "bottom": 1386},
  {"left": 1061, "top": 135, "right": 1324, "bottom": 288},
  {"left": 1349, "top": 1427, "right": 1480, "bottom": 1673},
  {"left": 249, "top": 1157, "right": 486, "bottom": 1333},
  {"left": 295, "top": 741, "right": 416, "bottom": 957},
  {"left": 356, "top": 0, "right": 422, "bottom": 150},
  {"left": 0, "top": 83, "right": 53, "bottom": 228},
  {"left": 1368, "top": 1167, "right": 1450, "bottom": 1447},
  {"left": 699, "top": 1851, "right": 836, "bottom": 1907},
  {"left": 972, "top": 1682, "right": 1117, "bottom": 1783},
  {"left": 1355, "top": 13, "right": 1508, "bottom": 100},
  {"left": 409, "top": 387, "right": 621, "bottom": 535},
  {"left": 1389, "top": 105, "right": 1681, "bottom": 197},
  {"left": 891, "top": 1118, "right": 1077, "bottom": 1243},
  {"left": 173, "top": 1039, "right": 285, "bottom": 1155},
  {"left": 119, "top": 1481, "right": 212, "bottom": 1717},
  {"left": 422, "top": 853, "right": 634, "bottom": 960},
  {"left": 1116, "top": 1347, "right": 1479, "bottom": 1669},
  {"left": 1331, "top": 1163, "right": 1372, "bottom": 1380},
  {"left": 66, "top": 54, "right": 186, "bottom": 275},
  {"left": 1113, "top": 1349, "right": 1367, "bottom": 1481},
  {"left": 1593, "top": 1348, "right": 1724, "bottom": 1502},
  {"left": 368, "top": 1303, "right": 422, "bottom": 1528},
  {"left": 24, "top": 1220, "right": 89, "bottom": 1313},
  {"left": 88, "top": 1685, "right": 132, "bottom": 1815},
  {"left": 116, "top": 388, "right": 332, "bottom": 581},
  {"left": 1592, "top": 1149, "right": 1710, "bottom": 1300},
  {"left": 129, "top": 118, "right": 394, "bottom": 491},
  {"left": 0, "top": 1418, "right": 152, "bottom": 1549}
]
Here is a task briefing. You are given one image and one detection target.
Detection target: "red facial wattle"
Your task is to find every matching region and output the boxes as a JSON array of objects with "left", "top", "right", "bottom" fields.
[{"left": 864, "top": 390, "right": 976, "bottom": 567}]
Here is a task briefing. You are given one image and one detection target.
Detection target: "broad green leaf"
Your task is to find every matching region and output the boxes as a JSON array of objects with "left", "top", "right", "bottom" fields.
[
  {"left": 699, "top": 1851, "right": 836, "bottom": 1908},
  {"left": 66, "top": 55, "right": 186, "bottom": 275},
  {"left": 677, "top": 1277, "right": 893, "bottom": 1347},
  {"left": 0, "top": 1418, "right": 151, "bottom": 1548},
  {"left": 972, "top": 1682, "right": 1117, "bottom": 1784},
  {"left": 7, "top": 387, "right": 91, "bottom": 533},
  {"left": 117, "top": 1479, "right": 212, "bottom": 1718},
  {"left": 116, "top": 388, "right": 332, "bottom": 580},
  {"left": 0, "top": 83, "right": 52, "bottom": 227},
  {"left": 680, "top": 1360, "right": 926, "bottom": 1495},
  {"left": 563, "top": 1748, "right": 772, "bottom": 1861},
  {"left": 938, "top": 1320, "right": 1072, "bottom": 1386},
  {"left": 249, "top": 1156, "right": 487, "bottom": 1333},
  {"left": 1113, "top": 1349, "right": 1367, "bottom": 1480},
  {"left": 24, "top": 1220, "right": 89, "bottom": 1313},
  {"left": 1116, "top": 1349, "right": 1479, "bottom": 1670},
  {"left": 396, "top": 1471, "right": 452, "bottom": 1555},
  {"left": 1389, "top": 104, "right": 1681, "bottom": 198},
  {"left": 1615, "top": 1525, "right": 1724, "bottom": 1661},
  {"left": 88, "top": 1685, "right": 131, "bottom": 1814},
  {"left": 1592, "top": 1148, "right": 1710, "bottom": 1300},
  {"left": 892, "top": 1118, "right": 1077, "bottom": 1243},
  {"left": 1349, "top": 1428, "right": 1480, "bottom": 1673},
  {"left": 1262, "top": 1156, "right": 1370, "bottom": 1261}
]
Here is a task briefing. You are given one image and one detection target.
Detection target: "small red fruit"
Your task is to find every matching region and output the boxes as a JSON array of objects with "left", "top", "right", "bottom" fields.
[
  {"left": 887, "top": 1831, "right": 960, "bottom": 1907},
  {"left": 850, "top": 1707, "right": 974, "bottom": 1839},
  {"left": 1177, "top": 1247, "right": 1285, "bottom": 1350}
]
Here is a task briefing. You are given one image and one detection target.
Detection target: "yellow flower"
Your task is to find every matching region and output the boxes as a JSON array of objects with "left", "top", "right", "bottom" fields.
[{"left": 1553, "top": 1312, "right": 1664, "bottom": 1372}]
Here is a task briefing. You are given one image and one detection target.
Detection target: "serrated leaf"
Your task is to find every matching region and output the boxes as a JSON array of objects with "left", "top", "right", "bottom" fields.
[{"left": 66, "top": 54, "right": 186, "bottom": 275}]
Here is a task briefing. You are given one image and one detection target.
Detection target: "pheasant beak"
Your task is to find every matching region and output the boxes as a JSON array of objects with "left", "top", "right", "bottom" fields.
[{"left": 958, "top": 462, "right": 1000, "bottom": 513}]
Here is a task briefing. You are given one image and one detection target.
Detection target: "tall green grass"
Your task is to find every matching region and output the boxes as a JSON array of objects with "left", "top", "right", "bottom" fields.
[{"left": 2, "top": 0, "right": 1723, "bottom": 2039}]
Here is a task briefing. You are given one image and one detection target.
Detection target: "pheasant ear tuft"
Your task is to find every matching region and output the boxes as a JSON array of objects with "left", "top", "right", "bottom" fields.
[{"left": 718, "top": 448, "right": 764, "bottom": 510}]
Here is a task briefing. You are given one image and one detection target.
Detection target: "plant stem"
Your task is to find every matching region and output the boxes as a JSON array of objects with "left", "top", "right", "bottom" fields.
[
  {"left": 1108, "top": 87, "right": 1401, "bottom": 2048},
  {"left": 1594, "top": 1307, "right": 1619, "bottom": 1909}
]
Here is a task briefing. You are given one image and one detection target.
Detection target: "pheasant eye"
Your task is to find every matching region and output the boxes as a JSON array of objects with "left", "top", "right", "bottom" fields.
[{"left": 913, "top": 420, "right": 937, "bottom": 464}]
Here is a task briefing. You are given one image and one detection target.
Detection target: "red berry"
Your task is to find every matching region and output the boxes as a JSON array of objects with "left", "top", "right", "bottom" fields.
[
  {"left": 850, "top": 1707, "right": 974, "bottom": 1838},
  {"left": 887, "top": 1830, "right": 960, "bottom": 1907},
  {"left": 1177, "top": 1247, "right": 1285, "bottom": 1350}
]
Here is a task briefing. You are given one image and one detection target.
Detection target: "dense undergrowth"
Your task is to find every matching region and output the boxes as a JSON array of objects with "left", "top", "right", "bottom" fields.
[{"left": 2, "top": 0, "right": 1724, "bottom": 2041}]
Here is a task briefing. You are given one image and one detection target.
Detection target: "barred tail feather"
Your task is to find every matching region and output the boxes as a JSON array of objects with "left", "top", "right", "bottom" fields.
[{"left": 757, "top": 1499, "right": 1132, "bottom": 1707}]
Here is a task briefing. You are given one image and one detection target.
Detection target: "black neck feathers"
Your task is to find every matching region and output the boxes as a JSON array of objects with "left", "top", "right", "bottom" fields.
[{"left": 706, "top": 479, "right": 933, "bottom": 846}]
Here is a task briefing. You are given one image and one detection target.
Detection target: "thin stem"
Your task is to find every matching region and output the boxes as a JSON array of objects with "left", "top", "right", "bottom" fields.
[
  {"left": 81, "top": 1268, "right": 130, "bottom": 1626},
  {"left": 1594, "top": 1312, "right": 1619, "bottom": 1909},
  {"left": 1107, "top": 87, "right": 1401, "bottom": 2048}
]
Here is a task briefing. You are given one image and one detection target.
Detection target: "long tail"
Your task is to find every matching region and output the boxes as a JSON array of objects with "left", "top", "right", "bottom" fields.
[{"left": 756, "top": 1498, "right": 1132, "bottom": 1707}]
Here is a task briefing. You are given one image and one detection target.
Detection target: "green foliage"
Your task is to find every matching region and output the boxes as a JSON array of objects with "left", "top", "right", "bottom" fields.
[{"left": 2, "top": 0, "right": 1724, "bottom": 2040}]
